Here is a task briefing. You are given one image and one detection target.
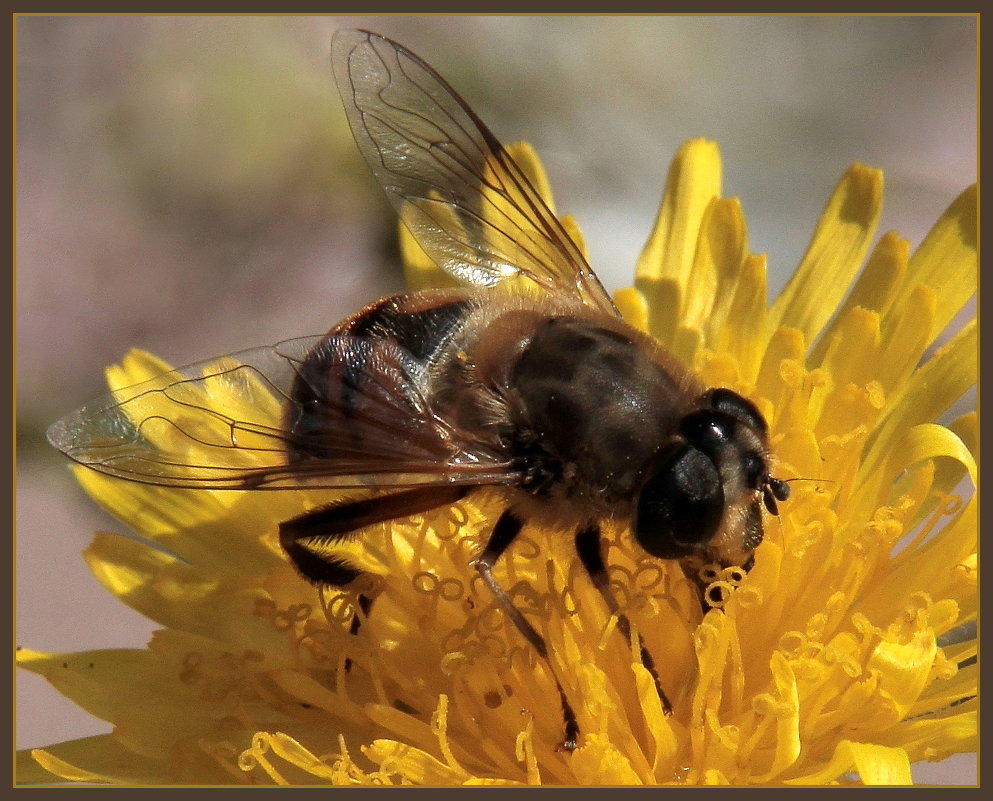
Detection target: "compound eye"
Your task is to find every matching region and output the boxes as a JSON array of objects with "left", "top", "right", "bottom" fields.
[
  {"left": 708, "top": 388, "right": 768, "bottom": 435},
  {"left": 680, "top": 412, "right": 729, "bottom": 453},
  {"left": 634, "top": 444, "right": 724, "bottom": 560}
]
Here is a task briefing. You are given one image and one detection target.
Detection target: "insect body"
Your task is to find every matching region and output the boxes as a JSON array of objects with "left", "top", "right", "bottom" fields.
[{"left": 48, "top": 30, "right": 789, "bottom": 751}]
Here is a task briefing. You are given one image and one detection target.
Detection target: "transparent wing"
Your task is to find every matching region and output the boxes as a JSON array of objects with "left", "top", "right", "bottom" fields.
[
  {"left": 332, "top": 28, "right": 617, "bottom": 315},
  {"left": 47, "top": 336, "right": 517, "bottom": 490}
]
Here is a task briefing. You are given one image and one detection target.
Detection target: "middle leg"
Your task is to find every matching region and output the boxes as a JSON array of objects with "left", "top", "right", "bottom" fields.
[
  {"left": 574, "top": 523, "right": 673, "bottom": 715},
  {"left": 472, "top": 509, "right": 580, "bottom": 751}
]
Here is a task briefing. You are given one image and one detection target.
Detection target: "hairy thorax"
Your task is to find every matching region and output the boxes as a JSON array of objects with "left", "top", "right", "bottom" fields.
[{"left": 431, "top": 298, "right": 705, "bottom": 524}]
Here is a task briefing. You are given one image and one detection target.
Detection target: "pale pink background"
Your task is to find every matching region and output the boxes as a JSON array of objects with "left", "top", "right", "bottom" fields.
[{"left": 16, "top": 15, "right": 977, "bottom": 784}]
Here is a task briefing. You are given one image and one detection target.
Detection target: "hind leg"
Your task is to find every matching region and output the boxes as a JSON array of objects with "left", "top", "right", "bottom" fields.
[{"left": 279, "top": 485, "right": 470, "bottom": 654}]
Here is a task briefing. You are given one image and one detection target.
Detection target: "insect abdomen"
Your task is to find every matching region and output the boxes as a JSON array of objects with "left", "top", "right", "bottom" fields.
[{"left": 285, "top": 292, "right": 476, "bottom": 464}]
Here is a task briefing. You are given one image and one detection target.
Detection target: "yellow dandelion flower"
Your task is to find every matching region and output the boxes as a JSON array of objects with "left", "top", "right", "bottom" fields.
[
  {"left": 18, "top": 136, "right": 976, "bottom": 786},
  {"left": 19, "top": 32, "right": 975, "bottom": 787}
]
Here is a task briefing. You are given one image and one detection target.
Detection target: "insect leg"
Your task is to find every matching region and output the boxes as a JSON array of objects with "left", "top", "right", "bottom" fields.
[
  {"left": 472, "top": 509, "right": 580, "bottom": 751},
  {"left": 280, "top": 486, "right": 470, "bottom": 667},
  {"left": 279, "top": 485, "right": 471, "bottom": 585},
  {"left": 348, "top": 593, "right": 375, "bottom": 637},
  {"left": 574, "top": 524, "right": 673, "bottom": 715}
]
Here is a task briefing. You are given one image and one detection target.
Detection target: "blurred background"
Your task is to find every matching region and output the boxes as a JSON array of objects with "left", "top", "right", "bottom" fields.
[{"left": 15, "top": 15, "right": 977, "bottom": 783}]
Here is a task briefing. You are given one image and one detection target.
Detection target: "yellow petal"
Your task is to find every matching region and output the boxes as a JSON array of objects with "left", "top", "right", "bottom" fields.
[
  {"left": 842, "top": 741, "right": 913, "bottom": 785},
  {"left": 632, "top": 663, "right": 678, "bottom": 777},
  {"left": 363, "top": 739, "right": 469, "bottom": 784},
  {"left": 686, "top": 196, "right": 748, "bottom": 339},
  {"left": 613, "top": 286, "right": 649, "bottom": 333},
  {"left": 861, "top": 320, "right": 977, "bottom": 487},
  {"left": 506, "top": 141, "right": 556, "bottom": 213},
  {"left": 400, "top": 220, "right": 459, "bottom": 292},
  {"left": 636, "top": 138, "right": 722, "bottom": 341},
  {"left": 860, "top": 423, "right": 976, "bottom": 522},
  {"left": 875, "top": 284, "right": 937, "bottom": 391},
  {"left": 558, "top": 213, "right": 590, "bottom": 263},
  {"left": 716, "top": 253, "right": 769, "bottom": 382},
  {"left": 72, "top": 467, "right": 231, "bottom": 538},
  {"left": 843, "top": 230, "right": 910, "bottom": 316},
  {"left": 17, "top": 648, "right": 169, "bottom": 729},
  {"left": 105, "top": 349, "right": 174, "bottom": 392},
  {"left": 883, "top": 497, "right": 976, "bottom": 612},
  {"left": 934, "top": 410, "right": 978, "bottom": 500},
  {"left": 809, "top": 231, "right": 909, "bottom": 367},
  {"left": 635, "top": 276, "right": 682, "bottom": 347},
  {"left": 17, "top": 645, "right": 257, "bottom": 764},
  {"left": 82, "top": 532, "right": 284, "bottom": 646},
  {"left": 874, "top": 705, "right": 977, "bottom": 764},
  {"left": 637, "top": 138, "right": 723, "bottom": 284},
  {"left": 895, "top": 184, "right": 976, "bottom": 344},
  {"left": 749, "top": 651, "right": 801, "bottom": 782},
  {"left": 786, "top": 739, "right": 912, "bottom": 785},
  {"left": 868, "top": 629, "right": 937, "bottom": 720},
  {"left": 755, "top": 326, "right": 807, "bottom": 430},
  {"left": 17, "top": 734, "right": 218, "bottom": 785},
  {"left": 813, "top": 307, "right": 880, "bottom": 434},
  {"left": 948, "top": 411, "right": 977, "bottom": 459},
  {"left": 770, "top": 164, "right": 883, "bottom": 349},
  {"left": 243, "top": 732, "right": 341, "bottom": 784},
  {"left": 570, "top": 733, "right": 643, "bottom": 785},
  {"left": 27, "top": 745, "right": 125, "bottom": 785}
]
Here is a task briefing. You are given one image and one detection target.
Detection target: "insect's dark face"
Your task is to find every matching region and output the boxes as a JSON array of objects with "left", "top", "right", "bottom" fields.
[{"left": 633, "top": 388, "right": 789, "bottom": 567}]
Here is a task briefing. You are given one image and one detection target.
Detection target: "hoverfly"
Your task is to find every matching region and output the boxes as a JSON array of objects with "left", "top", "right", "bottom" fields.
[{"left": 48, "top": 29, "right": 790, "bottom": 751}]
